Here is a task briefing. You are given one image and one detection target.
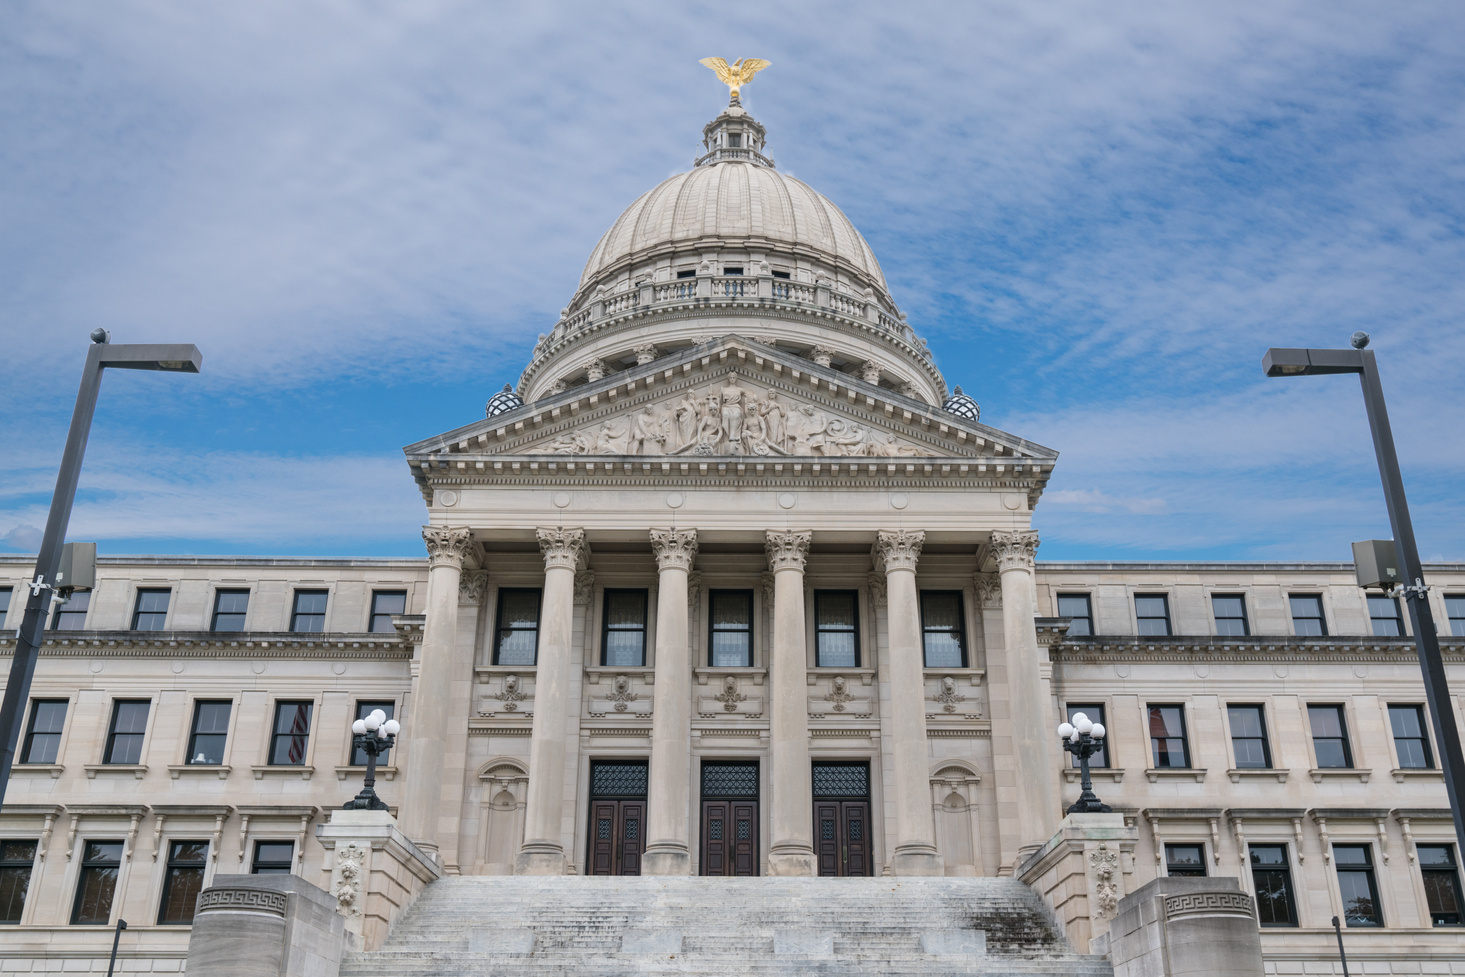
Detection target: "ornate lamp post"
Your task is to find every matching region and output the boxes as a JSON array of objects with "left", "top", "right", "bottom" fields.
[
  {"left": 1057, "top": 712, "right": 1110, "bottom": 814},
  {"left": 343, "top": 709, "right": 400, "bottom": 811}
]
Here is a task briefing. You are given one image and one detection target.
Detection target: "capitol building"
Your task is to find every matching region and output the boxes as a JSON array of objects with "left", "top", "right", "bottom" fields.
[{"left": 1, "top": 78, "right": 1462, "bottom": 977}]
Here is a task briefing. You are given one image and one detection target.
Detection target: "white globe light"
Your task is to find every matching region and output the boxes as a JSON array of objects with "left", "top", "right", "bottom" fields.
[
  {"left": 352, "top": 719, "right": 367, "bottom": 735},
  {"left": 383, "top": 719, "right": 401, "bottom": 736},
  {"left": 1057, "top": 722, "right": 1075, "bottom": 739},
  {"left": 376, "top": 726, "right": 388, "bottom": 739},
  {"left": 1076, "top": 716, "right": 1094, "bottom": 735},
  {"left": 1070, "top": 712, "right": 1089, "bottom": 727},
  {"left": 366, "top": 709, "right": 386, "bottom": 729},
  {"left": 1090, "top": 723, "right": 1106, "bottom": 740},
  {"left": 1070, "top": 730, "right": 1081, "bottom": 743}
]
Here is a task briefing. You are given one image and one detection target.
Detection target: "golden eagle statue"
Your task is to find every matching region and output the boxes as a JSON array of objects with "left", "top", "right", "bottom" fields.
[{"left": 699, "top": 57, "right": 772, "bottom": 100}]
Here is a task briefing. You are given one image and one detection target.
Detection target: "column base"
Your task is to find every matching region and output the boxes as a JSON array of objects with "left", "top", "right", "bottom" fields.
[
  {"left": 767, "top": 843, "right": 817, "bottom": 876},
  {"left": 890, "top": 845, "right": 945, "bottom": 877},
  {"left": 514, "top": 844, "right": 567, "bottom": 876},
  {"left": 641, "top": 844, "right": 691, "bottom": 876}
]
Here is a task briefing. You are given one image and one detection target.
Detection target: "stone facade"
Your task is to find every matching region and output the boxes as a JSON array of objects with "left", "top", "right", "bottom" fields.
[{"left": 2, "top": 89, "right": 1464, "bottom": 977}]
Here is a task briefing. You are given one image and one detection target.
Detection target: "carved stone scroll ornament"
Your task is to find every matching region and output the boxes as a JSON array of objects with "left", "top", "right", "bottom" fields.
[
  {"left": 537, "top": 527, "right": 588, "bottom": 571},
  {"left": 608, "top": 675, "right": 639, "bottom": 712},
  {"left": 485, "top": 674, "right": 527, "bottom": 713},
  {"left": 765, "top": 530, "right": 812, "bottom": 573},
  {"left": 873, "top": 529, "right": 925, "bottom": 573},
  {"left": 1089, "top": 843, "right": 1120, "bottom": 920},
  {"left": 422, "top": 527, "right": 474, "bottom": 570},
  {"left": 974, "top": 572, "right": 1003, "bottom": 607},
  {"left": 459, "top": 571, "right": 488, "bottom": 606},
  {"left": 989, "top": 530, "right": 1040, "bottom": 573},
  {"left": 530, "top": 374, "right": 927, "bottom": 459},
  {"left": 715, "top": 676, "right": 746, "bottom": 712},
  {"left": 573, "top": 569, "right": 595, "bottom": 605},
  {"left": 332, "top": 842, "right": 367, "bottom": 918},
  {"left": 866, "top": 571, "right": 887, "bottom": 607},
  {"left": 650, "top": 529, "right": 698, "bottom": 571},
  {"left": 933, "top": 676, "right": 967, "bottom": 714},
  {"left": 824, "top": 675, "right": 853, "bottom": 713}
]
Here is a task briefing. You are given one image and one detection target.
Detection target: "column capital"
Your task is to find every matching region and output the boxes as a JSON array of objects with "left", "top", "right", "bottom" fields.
[
  {"left": 537, "top": 527, "right": 588, "bottom": 571},
  {"left": 650, "top": 529, "right": 699, "bottom": 571},
  {"left": 765, "top": 530, "right": 812, "bottom": 573},
  {"left": 873, "top": 529, "right": 925, "bottom": 573},
  {"left": 422, "top": 527, "right": 474, "bottom": 570},
  {"left": 990, "top": 530, "right": 1040, "bottom": 573}
]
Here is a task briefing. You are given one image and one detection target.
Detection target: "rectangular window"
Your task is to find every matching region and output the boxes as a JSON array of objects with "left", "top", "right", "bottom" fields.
[
  {"left": 1446, "top": 595, "right": 1465, "bottom": 638},
  {"left": 351, "top": 701, "right": 396, "bottom": 766},
  {"left": 0, "top": 840, "right": 37, "bottom": 924},
  {"left": 268, "top": 701, "right": 313, "bottom": 765},
  {"left": 1147, "top": 704, "right": 1190, "bottom": 768},
  {"left": 1057, "top": 593, "right": 1093, "bottom": 636},
  {"left": 1309, "top": 704, "right": 1353, "bottom": 768},
  {"left": 1389, "top": 704, "right": 1433, "bottom": 769},
  {"left": 1334, "top": 845, "right": 1383, "bottom": 926},
  {"left": 676, "top": 269, "right": 696, "bottom": 279},
  {"left": 369, "top": 591, "right": 407, "bottom": 633},
  {"left": 920, "top": 591, "right": 967, "bottom": 667},
  {"left": 1066, "top": 704, "right": 1108, "bottom": 767},
  {"left": 186, "top": 700, "right": 232, "bottom": 765},
  {"left": 1289, "top": 594, "right": 1328, "bottom": 636},
  {"left": 289, "top": 590, "right": 328, "bottom": 633},
  {"left": 1250, "top": 845, "right": 1298, "bottom": 926},
  {"left": 50, "top": 591, "right": 90, "bottom": 630},
  {"left": 251, "top": 841, "right": 294, "bottom": 875},
  {"left": 1227, "top": 704, "right": 1272, "bottom": 769},
  {"left": 771, "top": 269, "right": 791, "bottom": 280},
  {"left": 71, "top": 841, "right": 123, "bottom": 924},
  {"left": 156, "top": 840, "right": 209, "bottom": 925},
  {"left": 21, "top": 699, "right": 67, "bottom": 765},
  {"left": 131, "top": 588, "right": 171, "bottom": 630},
  {"left": 722, "top": 265, "right": 743, "bottom": 275},
  {"left": 815, "top": 590, "right": 859, "bottom": 668},
  {"left": 493, "top": 588, "right": 541, "bottom": 666},
  {"left": 210, "top": 589, "right": 249, "bottom": 632},
  {"left": 709, "top": 590, "right": 753, "bottom": 667},
  {"left": 601, "top": 589, "right": 648, "bottom": 667},
  {"left": 103, "top": 700, "right": 150, "bottom": 765},
  {"left": 1165, "top": 843, "right": 1207, "bottom": 877},
  {"left": 1419, "top": 844, "right": 1463, "bottom": 926},
  {"left": 1368, "top": 594, "right": 1405, "bottom": 637},
  {"left": 1135, "top": 594, "right": 1171, "bottom": 636},
  {"left": 0, "top": 586, "right": 11, "bottom": 631},
  {"left": 1212, "top": 594, "right": 1250, "bottom": 636}
]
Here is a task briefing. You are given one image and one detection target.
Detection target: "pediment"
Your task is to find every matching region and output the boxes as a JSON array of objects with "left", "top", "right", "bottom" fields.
[{"left": 406, "top": 336, "right": 1057, "bottom": 466}]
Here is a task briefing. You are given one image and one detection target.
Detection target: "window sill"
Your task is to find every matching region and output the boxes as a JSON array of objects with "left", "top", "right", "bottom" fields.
[
  {"left": 335, "top": 765, "right": 396, "bottom": 781},
  {"left": 251, "top": 764, "right": 314, "bottom": 781},
  {"left": 1145, "top": 767, "right": 1207, "bottom": 783},
  {"left": 694, "top": 666, "right": 767, "bottom": 686},
  {"left": 83, "top": 764, "right": 147, "bottom": 780},
  {"left": 809, "top": 666, "right": 878, "bottom": 684},
  {"left": 475, "top": 664, "right": 537, "bottom": 676},
  {"left": 1228, "top": 768, "right": 1290, "bottom": 783},
  {"left": 1391, "top": 767, "right": 1443, "bottom": 783},
  {"left": 585, "top": 666, "right": 655, "bottom": 685},
  {"left": 1064, "top": 767, "right": 1125, "bottom": 784},
  {"left": 168, "top": 764, "right": 231, "bottom": 780},
  {"left": 1309, "top": 767, "right": 1371, "bottom": 783},
  {"left": 12, "top": 763, "right": 64, "bottom": 778}
]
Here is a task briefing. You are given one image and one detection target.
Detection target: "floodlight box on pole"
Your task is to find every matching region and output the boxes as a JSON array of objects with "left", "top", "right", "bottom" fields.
[
  {"left": 0, "top": 332, "right": 201, "bottom": 809},
  {"left": 1351, "top": 539, "right": 1399, "bottom": 591}
]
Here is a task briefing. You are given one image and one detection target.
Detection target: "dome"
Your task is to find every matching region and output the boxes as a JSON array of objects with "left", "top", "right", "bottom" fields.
[
  {"left": 485, "top": 383, "right": 524, "bottom": 417},
  {"left": 942, "top": 386, "right": 979, "bottom": 421},
  {"left": 577, "top": 163, "right": 887, "bottom": 295}
]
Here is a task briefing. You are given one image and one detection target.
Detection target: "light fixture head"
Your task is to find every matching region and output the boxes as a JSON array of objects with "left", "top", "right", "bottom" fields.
[
  {"left": 1075, "top": 716, "right": 1094, "bottom": 735},
  {"left": 90, "top": 328, "right": 111, "bottom": 344},
  {"left": 1090, "top": 723, "right": 1106, "bottom": 740},
  {"left": 1057, "top": 722, "right": 1075, "bottom": 739},
  {"left": 383, "top": 719, "right": 401, "bottom": 736},
  {"left": 1350, "top": 331, "right": 1370, "bottom": 349},
  {"left": 352, "top": 719, "right": 367, "bottom": 735}
]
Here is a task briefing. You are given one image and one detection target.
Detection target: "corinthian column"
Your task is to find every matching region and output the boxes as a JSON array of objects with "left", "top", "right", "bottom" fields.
[
  {"left": 642, "top": 528, "right": 698, "bottom": 875},
  {"left": 875, "top": 529, "right": 943, "bottom": 876},
  {"left": 515, "top": 527, "right": 588, "bottom": 875},
  {"left": 991, "top": 529, "right": 1057, "bottom": 855},
  {"left": 401, "top": 526, "right": 474, "bottom": 854},
  {"left": 766, "top": 530, "right": 816, "bottom": 876}
]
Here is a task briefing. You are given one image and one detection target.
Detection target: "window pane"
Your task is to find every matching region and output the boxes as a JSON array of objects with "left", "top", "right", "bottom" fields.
[
  {"left": 499, "top": 590, "right": 540, "bottom": 629},
  {"left": 816, "top": 631, "right": 857, "bottom": 668},
  {"left": 157, "top": 841, "right": 209, "bottom": 925},
  {"left": 1289, "top": 595, "right": 1326, "bottom": 636},
  {"left": 710, "top": 591, "right": 751, "bottom": 628},
  {"left": 921, "top": 592, "right": 960, "bottom": 630},
  {"left": 0, "top": 587, "right": 9, "bottom": 631},
  {"left": 1249, "top": 845, "right": 1296, "bottom": 926},
  {"left": 1389, "top": 704, "right": 1432, "bottom": 769},
  {"left": 816, "top": 591, "right": 858, "bottom": 668},
  {"left": 270, "top": 702, "right": 312, "bottom": 765},
  {"left": 1148, "top": 705, "right": 1188, "bottom": 768},
  {"left": 710, "top": 631, "right": 751, "bottom": 667},
  {"left": 1419, "top": 845, "right": 1462, "bottom": 926},
  {"left": 1335, "top": 845, "right": 1381, "bottom": 925},
  {"left": 1228, "top": 705, "right": 1271, "bottom": 769},
  {"left": 252, "top": 841, "right": 294, "bottom": 874},
  {"left": 604, "top": 631, "right": 644, "bottom": 667},
  {"left": 105, "top": 701, "right": 150, "bottom": 764},
  {"left": 1213, "top": 595, "right": 1249, "bottom": 636},
  {"left": 211, "top": 590, "right": 249, "bottom": 631},
  {"left": 496, "top": 629, "right": 538, "bottom": 666},
  {"left": 22, "top": 700, "right": 67, "bottom": 764},
  {"left": 369, "top": 591, "right": 407, "bottom": 632},
  {"left": 1309, "top": 705, "right": 1352, "bottom": 768},
  {"left": 133, "top": 589, "right": 171, "bottom": 631},
  {"left": 1066, "top": 705, "right": 1108, "bottom": 767},
  {"left": 291, "top": 590, "right": 328, "bottom": 632},
  {"left": 602, "top": 590, "right": 646, "bottom": 667},
  {"left": 921, "top": 592, "right": 965, "bottom": 667},
  {"left": 1446, "top": 595, "right": 1465, "bottom": 637},
  {"left": 1368, "top": 595, "right": 1403, "bottom": 637},
  {"left": 495, "top": 589, "right": 541, "bottom": 666},
  {"left": 605, "top": 590, "right": 646, "bottom": 628},
  {"left": 1135, "top": 595, "right": 1171, "bottom": 635},
  {"left": 187, "top": 701, "right": 231, "bottom": 765},
  {"left": 709, "top": 591, "right": 752, "bottom": 667},
  {"left": 1057, "top": 594, "right": 1092, "bottom": 622},
  {"left": 50, "top": 591, "right": 91, "bottom": 630},
  {"left": 72, "top": 842, "right": 123, "bottom": 925},
  {"left": 1166, "top": 844, "right": 1206, "bottom": 876},
  {"left": 0, "top": 840, "right": 37, "bottom": 923}
]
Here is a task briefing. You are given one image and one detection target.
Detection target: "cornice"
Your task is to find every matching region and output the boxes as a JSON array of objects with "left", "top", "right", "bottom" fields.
[
  {"left": 0, "top": 630, "right": 415, "bottom": 660},
  {"left": 1051, "top": 635, "right": 1465, "bottom": 664}
]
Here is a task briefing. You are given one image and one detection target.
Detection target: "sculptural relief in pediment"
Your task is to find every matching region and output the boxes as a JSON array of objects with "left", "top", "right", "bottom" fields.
[{"left": 528, "top": 373, "right": 934, "bottom": 458}]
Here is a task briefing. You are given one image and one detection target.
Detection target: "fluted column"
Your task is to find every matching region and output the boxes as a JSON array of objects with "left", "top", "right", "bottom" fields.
[
  {"left": 875, "top": 529, "right": 943, "bottom": 876},
  {"left": 401, "top": 527, "right": 474, "bottom": 854},
  {"left": 642, "top": 529, "right": 698, "bottom": 875},
  {"left": 766, "top": 530, "right": 816, "bottom": 876},
  {"left": 515, "top": 527, "right": 588, "bottom": 875},
  {"left": 991, "top": 529, "right": 1057, "bottom": 854}
]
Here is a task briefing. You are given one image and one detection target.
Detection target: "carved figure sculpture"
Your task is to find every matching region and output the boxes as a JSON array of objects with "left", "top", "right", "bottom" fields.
[{"left": 699, "top": 57, "right": 772, "bottom": 100}]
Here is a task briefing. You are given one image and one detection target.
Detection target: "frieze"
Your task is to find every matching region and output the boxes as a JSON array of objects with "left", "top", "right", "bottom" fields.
[
  {"left": 1163, "top": 891, "right": 1255, "bottom": 920},
  {"left": 197, "top": 887, "right": 289, "bottom": 917},
  {"left": 1050, "top": 636, "right": 1465, "bottom": 664}
]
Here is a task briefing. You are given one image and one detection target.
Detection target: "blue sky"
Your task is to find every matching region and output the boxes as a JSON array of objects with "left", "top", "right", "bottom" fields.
[{"left": 2, "top": 2, "right": 1463, "bottom": 561}]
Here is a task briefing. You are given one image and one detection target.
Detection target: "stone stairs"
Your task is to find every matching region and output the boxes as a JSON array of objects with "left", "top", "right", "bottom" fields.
[{"left": 341, "top": 875, "right": 1113, "bottom": 976}]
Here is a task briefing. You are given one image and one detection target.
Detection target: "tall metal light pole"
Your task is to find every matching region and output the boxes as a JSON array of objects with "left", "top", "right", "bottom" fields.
[
  {"left": 0, "top": 331, "right": 202, "bottom": 808},
  {"left": 1263, "top": 332, "right": 1464, "bottom": 857}
]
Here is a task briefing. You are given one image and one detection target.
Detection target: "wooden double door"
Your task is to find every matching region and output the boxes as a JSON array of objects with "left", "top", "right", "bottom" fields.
[
  {"left": 700, "top": 799, "right": 758, "bottom": 875},
  {"left": 588, "top": 798, "right": 644, "bottom": 875},
  {"left": 815, "top": 799, "right": 872, "bottom": 876}
]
